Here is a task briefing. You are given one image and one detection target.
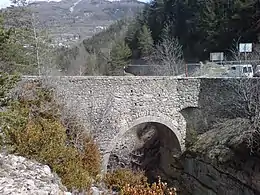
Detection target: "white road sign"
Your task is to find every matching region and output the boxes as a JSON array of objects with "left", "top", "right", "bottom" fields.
[
  {"left": 239, "top": 43, "right": 252, "bottom": 53},
  {"left": 210, "top": 52, "right": 224, "bottom": 61}
]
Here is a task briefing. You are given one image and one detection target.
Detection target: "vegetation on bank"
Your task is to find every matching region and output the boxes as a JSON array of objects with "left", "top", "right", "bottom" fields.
[
  {"left": 105, "top": 169, "right": 177, "bottom": 195},
  {"left": 0, "top": 72, "right": 100, "bottom": 191}
]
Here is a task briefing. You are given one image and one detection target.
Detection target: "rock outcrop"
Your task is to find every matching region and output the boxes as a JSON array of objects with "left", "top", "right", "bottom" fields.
[
  {"left": 179, "top": 118, "right": 260, "bottom": 195},
  {"left": 0, "top": 152, "right": 69, "bottom": 195}
]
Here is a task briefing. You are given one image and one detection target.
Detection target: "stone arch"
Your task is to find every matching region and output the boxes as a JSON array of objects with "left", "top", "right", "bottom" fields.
[
  {"left": 125, "top": 115, "right": 183, "bottom": 149},
  {"left": 102, "top": 113, "right": 186, "bottom": 174}
]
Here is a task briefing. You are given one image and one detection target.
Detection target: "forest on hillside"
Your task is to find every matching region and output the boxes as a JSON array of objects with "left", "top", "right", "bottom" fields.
[
  {"left": 80, "top": 0, "right": 260, "bottom": 76},
  {"left": 1, "top": 0, "right": 260, "bottom": 76},
  {"left": 126, "top": 0, "right": 260, "bottom": 61}
]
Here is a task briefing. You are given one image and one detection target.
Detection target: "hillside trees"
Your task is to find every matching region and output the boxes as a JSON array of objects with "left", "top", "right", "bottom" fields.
[
  {"left": 1, "top": 2, "right": 38, "bottom": 74},
  {"left": 191, "top": 0, "right": 259, "bottom": 59},
  {"left": 125, "top": 20, "right": 140, "bottom": 56},
  {"left": 81, "top": 19, "right": 131, "bottom": 75},
  {"left": 0, "top": 16, "right": 11, "bottom": 46},
  {"left": 1, "top": 0, "right": 58, "bottom": 75},
  {"left": 0, "top": 10, "right": 35, "bottom": 73},
  {"left": 127, "top": 0, "right": 260, "bottom": 61},
  {"left": 0, "top": 15, "right": 12, "bottom": 69}
]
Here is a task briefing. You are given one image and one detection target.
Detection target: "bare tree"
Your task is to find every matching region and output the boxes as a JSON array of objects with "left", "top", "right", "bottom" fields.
[
  {"left": 151, "top": 36, "right": 184, "bottom": 76},
  {"left": 227, "top": 79, "right": 260, "bottom": 153},
  {"left": 229, "top": 38, "right": 260, "bottom": 65},
  {"left": 206, "top": 78, "right": 260, "bottom": 153},
  {"left": 31, "top": 12, "right": 41, "bottom": 75}
]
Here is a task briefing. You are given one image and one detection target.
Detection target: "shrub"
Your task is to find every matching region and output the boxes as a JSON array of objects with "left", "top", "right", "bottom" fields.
[
  {"left": 104, "top": 169, "right": 177, "bottom": 195},
  {"left": 0, "top": 80, "right": 101, "bottom": 191},
  {"left": 61, "top": 111, "right": 101, "bottom": 177},
  {"left": 81, "top": 135, "right": 101, "bottom": 177},
  {"left": 0, "top": 71, "right": 20, "bottom": 107},
  {"left": 121, "top": 177, "right": 177, "bottom": 195},
  {"left": 104, "top": 168, "right": 148, "bottom": 191}
]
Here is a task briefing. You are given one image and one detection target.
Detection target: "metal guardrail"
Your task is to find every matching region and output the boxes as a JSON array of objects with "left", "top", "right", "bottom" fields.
[
  {"left": 124, "top": 61, "right": 260, "bottom": 76},
  {"left": 124, "top": 64, "right": 202, "bottom": 76},
  {"left": 215, "top": 60, "right": 260, "bottom": 65}
]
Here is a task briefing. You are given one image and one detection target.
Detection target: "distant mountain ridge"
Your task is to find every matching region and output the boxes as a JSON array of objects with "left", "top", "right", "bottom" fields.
[{"left": 25, "top": 0, "right": 145, "bottom": 44}]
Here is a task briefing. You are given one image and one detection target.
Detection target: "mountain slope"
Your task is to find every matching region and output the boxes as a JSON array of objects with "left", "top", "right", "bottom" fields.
[{"left": 27, "top": 0, "right": 145, "bottom": 43}]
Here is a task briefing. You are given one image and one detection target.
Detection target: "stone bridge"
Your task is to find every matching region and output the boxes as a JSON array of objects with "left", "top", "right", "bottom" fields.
[{"left": 22, "top": 76, "right": 229, "bottom": 173}]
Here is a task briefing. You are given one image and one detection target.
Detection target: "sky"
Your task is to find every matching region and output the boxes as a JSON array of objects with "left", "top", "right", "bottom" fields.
[{"left": 0, "top": 0, "right": 12, "bottom": 8}]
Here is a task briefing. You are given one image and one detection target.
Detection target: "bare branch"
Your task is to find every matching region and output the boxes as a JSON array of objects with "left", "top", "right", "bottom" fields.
[
  {"left": 150, "top": 36, "right": 184, "bottom": 76},
  {"left": 214, "top": 78, "right": 260, "bottom": 153}
]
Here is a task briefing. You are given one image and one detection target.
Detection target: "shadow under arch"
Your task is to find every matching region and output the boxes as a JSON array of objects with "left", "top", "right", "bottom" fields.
[
  {"left": 125, "top": 115, "right": 183, "bottom": 150},
  {"left": 104, "top": 115, "right": 185, "bottom": 185},
  {"left": 180, "top": 106, "right": 208, "bottom": 148}
]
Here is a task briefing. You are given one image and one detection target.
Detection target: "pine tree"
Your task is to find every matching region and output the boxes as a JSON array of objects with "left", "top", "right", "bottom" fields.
[
  {"left": 1, "top": 0, "right": 58, "bottom": 75},
  {"left": 110, "top": 40, "right": 132, "bottom": 75},
  {"left": 137, "top": 25, "right": 154, "bottom": 58},
  {"left": 125, "top": 21, "right": 140, "bottom": 51}
]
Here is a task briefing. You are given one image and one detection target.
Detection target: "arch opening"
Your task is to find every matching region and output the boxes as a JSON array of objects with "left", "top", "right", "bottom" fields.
[{"left": 107, "top": 121, "right": 182, "bottom": 185}]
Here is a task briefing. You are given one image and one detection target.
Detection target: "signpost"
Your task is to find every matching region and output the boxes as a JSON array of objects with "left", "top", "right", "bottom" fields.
[
  {"left": 210, "top": 52, "right": 224, "bottom": 61},
  {"left": 210, "top": 52, "right": 224, "bottom": 65},
  {"left": 239, "top": 43, "right": 252, "bottom": 61}
]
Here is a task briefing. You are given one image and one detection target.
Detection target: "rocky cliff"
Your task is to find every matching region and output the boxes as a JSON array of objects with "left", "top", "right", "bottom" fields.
[{"left": 179, "top": 118, "right": 260, "bottom": 195}]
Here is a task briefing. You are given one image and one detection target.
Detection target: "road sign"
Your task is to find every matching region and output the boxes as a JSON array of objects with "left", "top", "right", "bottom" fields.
[
  {"left": 210, "top": 52, "right": 224, "bottom": 61},
  {"left": 239, "top": 43, "right": 252, "bottom": 53}
]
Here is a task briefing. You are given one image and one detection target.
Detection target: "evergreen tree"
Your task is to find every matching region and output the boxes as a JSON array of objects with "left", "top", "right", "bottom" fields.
[
  {"left": 137, "top": 25, "right": 154, "bottom": 58},
  {"left": 147, "top": 0, "right": 166, "bottom": 41},
  {"left": 1, "top": 0, "right": 58, "bottom": 75},
  {"left": 1, "top": 4, "right": 39, "bottom": 74},
  {"left": 125, "top": 20, "right": 140, "bottom": 51},
  {"left": 110, "top": 40, "right": 132, "bottom": 75}
]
